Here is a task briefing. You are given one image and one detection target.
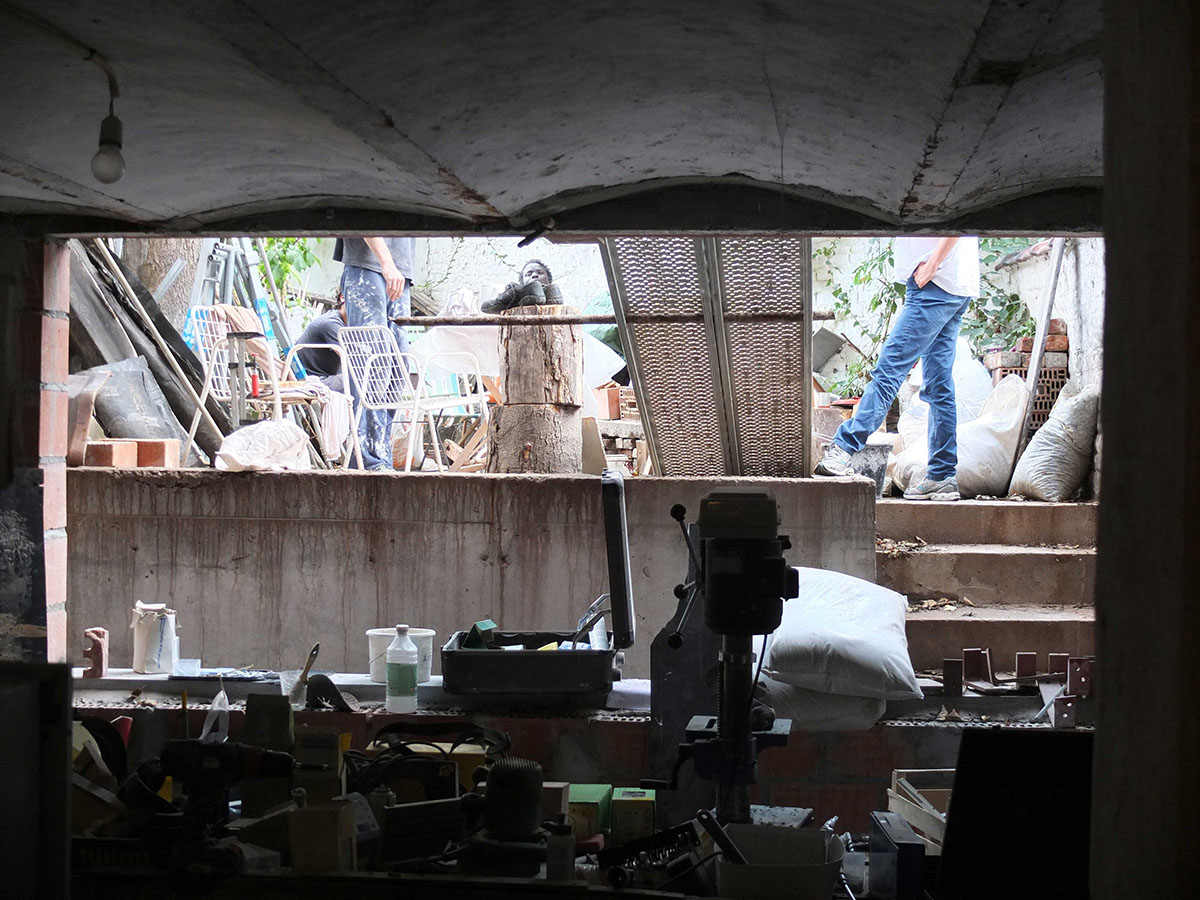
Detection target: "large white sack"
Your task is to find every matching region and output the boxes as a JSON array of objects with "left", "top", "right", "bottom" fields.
[
  {"left": 216, "top": 420, "right": 311, "bottom": 471},
  {"left": 893, "top": 374, "right": 1030, "bottom": 497},
  {"left": 763, "top": 567, "right": 922, "bottom": 701},
  {"left": 759, "top": 674, "right": 887, "bottom": 731},
  {"left": 1009, "top": 382, "right": 1099, "bottom": 501},
  {"left": 900, "top": 338, "right": 994, "bottom": 442}
]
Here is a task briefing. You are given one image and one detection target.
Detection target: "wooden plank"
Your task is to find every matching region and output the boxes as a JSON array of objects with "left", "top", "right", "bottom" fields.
[{"left": 887, "top": 789, "right": 947, "bottom": 843}]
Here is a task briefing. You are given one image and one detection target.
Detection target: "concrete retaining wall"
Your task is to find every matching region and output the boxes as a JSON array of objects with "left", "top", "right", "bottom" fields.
[{"left": 66, "top": 471, "right": 875, "bottom": 677}]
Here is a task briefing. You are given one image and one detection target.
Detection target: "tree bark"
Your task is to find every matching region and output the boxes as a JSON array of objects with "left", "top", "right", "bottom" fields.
[
  {"left": 120, "top": 237, "right": 203, "bottom": 330},
  {"left": 487, "top": 305, "right": 584, "bottom": 473}
]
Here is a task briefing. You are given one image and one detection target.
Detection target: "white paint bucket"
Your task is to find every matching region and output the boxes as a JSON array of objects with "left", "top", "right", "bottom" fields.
[{"left": 367, "top": 627, "right": 436, "bottom": 684}]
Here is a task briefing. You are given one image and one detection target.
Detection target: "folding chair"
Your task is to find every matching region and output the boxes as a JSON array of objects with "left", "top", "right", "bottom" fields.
[
  {"left": 282, "top": 342, "right": 361, "bottom": 467},
  {"left": 184, "top": 308, "right": 283, "bottom": 460},
  {"left": 340, "top": 325, "right": 491, "bottom": 472}
]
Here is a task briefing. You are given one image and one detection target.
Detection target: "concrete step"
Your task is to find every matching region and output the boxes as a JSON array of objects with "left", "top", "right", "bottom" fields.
[
  {"left": 877, "top": 543, "right": 1095, "bottom": 607},
  {"left": 877, "top": 499, "right": 1097, "bottom": 547},
  {"left": 905, "top": 605, "right": 1095, "bottom": 672}
]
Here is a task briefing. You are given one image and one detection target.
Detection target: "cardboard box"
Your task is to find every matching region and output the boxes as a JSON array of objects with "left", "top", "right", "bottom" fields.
[
  {"left": 611, "top": 787, "right": 656, "bottom": 844},
  {"left": 568, "top": 783, "right": 613, "bottom": 837},
  {"left": 289, "top": 800, "right": 356, "bottom": 873}
]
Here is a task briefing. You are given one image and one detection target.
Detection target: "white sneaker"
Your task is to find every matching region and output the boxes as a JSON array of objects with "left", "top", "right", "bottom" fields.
[
  {"left": 814, "top": 443, "right": 855, "bottom": 477},
  {"left": 903, "top": 476, "right": 961, "bottom": 501}
]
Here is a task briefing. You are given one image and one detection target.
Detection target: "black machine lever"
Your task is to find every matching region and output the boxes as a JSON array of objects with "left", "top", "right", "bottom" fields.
[{"left": 667, "top": 505, "right": 704, "bottom": 648}]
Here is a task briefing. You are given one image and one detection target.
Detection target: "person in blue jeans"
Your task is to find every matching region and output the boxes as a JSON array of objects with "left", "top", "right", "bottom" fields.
[
  {"left": 815, "top": 236, "right": 980, "bottom": 500},
  {"left": 339, "top": 237, "right": 417, "bottom": 470}
]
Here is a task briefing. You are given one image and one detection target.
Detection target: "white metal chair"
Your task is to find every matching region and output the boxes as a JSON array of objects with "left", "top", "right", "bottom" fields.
[
  {"left": 339, "top": 325, "right": 490, "bottom": 472},
  {"left": 184, "top": 308, "right": 283, "bottom": 460}
]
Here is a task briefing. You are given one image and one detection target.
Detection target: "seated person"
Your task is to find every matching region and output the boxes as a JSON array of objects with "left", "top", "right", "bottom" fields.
[
  {"left": 481, "top": 258, "right": 563, "bottom": 312},
  {"left": 296, "top": 300, "right": 347, "bottom": 392}
]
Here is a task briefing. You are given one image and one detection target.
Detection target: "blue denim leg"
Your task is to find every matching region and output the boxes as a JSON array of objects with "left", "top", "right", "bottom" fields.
[
  {"left": 388, "top": 281, "right": 412, "bottom": 357},
  {"left": 832, "top": 278, "right": 972, "bottom": 478},
  {"left": 342, "top": 265, "right": 397, "bottom": 470},
  {"left": 920, "top": 296, "right": 971, "bottom": 479}
]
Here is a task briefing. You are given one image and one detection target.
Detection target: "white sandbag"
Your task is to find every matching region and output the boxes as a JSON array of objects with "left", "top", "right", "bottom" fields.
[
  {"left": 901, "top": 338, "right": 993, "bottom": 430},
  {"left": 759, "top": 674, "right": 887, "bottom": 731},
  {"left": 216, "top": 420, "right": 311, "bottom": 471},
  {"left": 1009, "top": 382, "right": 1099, "bottom": 501},
  {"left": 893, "top": 374, "right": 1030, "bottom": 497},
  {"left": 763, "top": 567, "right": 922, "bottom": 701}
]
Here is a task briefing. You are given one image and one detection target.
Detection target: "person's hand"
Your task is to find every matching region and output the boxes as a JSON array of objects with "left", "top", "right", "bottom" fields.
[
  {"left": 381, "top": 260, "right": 405, "bottom": 300},
  {"left": 913, "top": 259, "right": 937, "bottom": 287}
]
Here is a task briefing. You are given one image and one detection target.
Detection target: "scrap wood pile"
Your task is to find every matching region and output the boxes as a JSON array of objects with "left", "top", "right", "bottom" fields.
[{"left": 67, "top": 239, "right": 229, "bottom": 467}]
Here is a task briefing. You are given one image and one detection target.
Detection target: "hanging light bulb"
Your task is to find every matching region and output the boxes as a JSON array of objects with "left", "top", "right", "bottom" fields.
[{"left": 91, "top": 99, "right": 124, "bottom": 184}]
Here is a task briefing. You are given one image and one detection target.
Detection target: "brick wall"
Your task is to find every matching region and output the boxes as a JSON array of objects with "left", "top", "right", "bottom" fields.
[{"left": 0, "top": 239, "right": 69, "bottom": 662}]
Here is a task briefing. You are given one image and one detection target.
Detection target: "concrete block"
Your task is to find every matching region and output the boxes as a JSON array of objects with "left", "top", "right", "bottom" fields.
[
  {"left": 134, "top": 439, "right": 180, "bottom": 468},
  {"left": 1042, "top": 351, "right": 1070, "bottom": 369},
  {"left": 84, "top": 440, "right": 138, "bottom": 467},
  {"left": 984, "top": 350, "right": 1023, "bottom": 370}
]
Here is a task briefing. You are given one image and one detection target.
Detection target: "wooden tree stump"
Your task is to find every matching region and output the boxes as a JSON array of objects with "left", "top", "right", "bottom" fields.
[{"left": 487, "top": 304, "right": 584, "bottom": 472}]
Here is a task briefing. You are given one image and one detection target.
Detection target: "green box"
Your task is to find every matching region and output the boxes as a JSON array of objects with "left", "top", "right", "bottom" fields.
[
  {"left": 568, "top": 783, "right": 613, "bottom": 837},
  {"left": 611, "top": 787, "right": 656, "bottom": 844}
]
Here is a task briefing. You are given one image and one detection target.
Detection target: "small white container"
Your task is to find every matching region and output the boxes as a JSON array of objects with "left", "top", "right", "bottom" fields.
[{"left": 367, "top": 626, "right": 435, "bottom": 683}]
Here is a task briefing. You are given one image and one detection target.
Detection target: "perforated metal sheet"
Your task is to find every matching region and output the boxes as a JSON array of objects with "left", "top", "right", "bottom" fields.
[
  {"left": 603, "top": 238, "right": 725, "bottom": 476},
  {"left": 601, "top": 235, "right": 812, "bottom": 477},
  {"left": 714, "top": 237, "right": 811, "bottom": 477}
]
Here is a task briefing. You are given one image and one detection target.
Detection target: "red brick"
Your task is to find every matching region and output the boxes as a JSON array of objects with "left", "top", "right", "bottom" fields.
[
  {"left": 39, "top": 388, "right": 69, "bottom": 458},
  {"left": 84, "top": 440, "right": 139, "bottom": 467},
  {"left": 43, "top": 242, "right": 71, "bottom": 314},
  {"left": 40, "top": 314, "right": 69, "bottom": 385},
  {"left": 1045, "top": 333, "right": 1069, "bottom": 352},
  {"left": 135, "top": 439, "right": 181, "bottom": 468},
  {"left": 756, "top": 732, "right": 823, "bottom": 776},
  {"left": 41, "top": 462, "right": 66, "bottom": 531},
  {"left": 1048, "top": 318, "right": 1068, "bottom": 335},
  {"left": 1014, "top": 336, "right": 1034, "bottom": 353}
]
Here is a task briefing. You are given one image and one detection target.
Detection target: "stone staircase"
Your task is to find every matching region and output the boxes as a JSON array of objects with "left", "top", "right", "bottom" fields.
[{"left": 876, "top": 500, "right": 1097, "bottom": 671}]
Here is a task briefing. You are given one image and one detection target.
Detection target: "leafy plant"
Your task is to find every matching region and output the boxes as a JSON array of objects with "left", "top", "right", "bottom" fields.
[
  {"left": 260, "top": 237, "right": 319, "bottom": 306},
  {"left": 817, "top": 236, "right": 1040, "bottom": 396}
]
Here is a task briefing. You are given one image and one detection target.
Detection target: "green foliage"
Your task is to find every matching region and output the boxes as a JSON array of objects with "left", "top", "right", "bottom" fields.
[
  {"left": 962, "top": 238, "right": 1039, "bottom": 355},
  {"left": 817, "top": 236, "right": 1041, "bottom": 397},
  {"left": 260, "top": 237, "right": 319, "bottom": 306}
]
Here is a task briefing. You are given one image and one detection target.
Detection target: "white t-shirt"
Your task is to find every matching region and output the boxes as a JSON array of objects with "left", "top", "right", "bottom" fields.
[{"left": 892, "top": 237, "right": 980, "bottom": 298}]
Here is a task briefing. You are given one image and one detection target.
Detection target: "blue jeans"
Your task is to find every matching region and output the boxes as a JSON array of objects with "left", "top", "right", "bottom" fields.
[
  {"left": 832, "top": 277, "right": 971, "bottom": 481},
  {"left": 341, "top": 265, "right": 411, "bottom": 470}
]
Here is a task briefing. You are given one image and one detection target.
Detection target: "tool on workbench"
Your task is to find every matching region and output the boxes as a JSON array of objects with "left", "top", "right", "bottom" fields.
[{"left": 289, "top": 642, "right": 319, "bottom": 708}]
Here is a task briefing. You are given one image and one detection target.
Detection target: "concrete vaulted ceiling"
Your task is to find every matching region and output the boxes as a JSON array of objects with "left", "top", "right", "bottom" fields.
[{"left": 0, "top": 0, "right": 1103, "bottom": 234}]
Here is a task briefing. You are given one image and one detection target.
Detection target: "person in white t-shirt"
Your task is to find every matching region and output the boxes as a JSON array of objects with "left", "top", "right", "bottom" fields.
[{"left": 815, "top": 236, "right": 980, "bottom": 500}]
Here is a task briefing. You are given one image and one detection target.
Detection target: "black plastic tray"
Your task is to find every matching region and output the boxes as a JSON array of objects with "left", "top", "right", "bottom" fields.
[{"left": 441, "top": 630, "right": 619, "bottom": 695}]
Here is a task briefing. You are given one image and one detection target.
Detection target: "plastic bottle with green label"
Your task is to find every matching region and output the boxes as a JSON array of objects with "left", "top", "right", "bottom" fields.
[{"left": 385, "top": 624, "right": 419, "bottom": 713}]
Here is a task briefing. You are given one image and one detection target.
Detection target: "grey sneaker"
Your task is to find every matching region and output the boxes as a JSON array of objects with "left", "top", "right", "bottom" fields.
[
  {"left": 814, "top": 443, "right": 855, "bottom": 477},
  {"left": 904, "top": 476, "right": 961, "bottom": 500}
]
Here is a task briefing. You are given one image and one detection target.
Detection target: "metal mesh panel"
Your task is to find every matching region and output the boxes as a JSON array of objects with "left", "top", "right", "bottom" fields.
[
  {"left": 631, "top": 322, "right": 725, "bottom": 476},
  {"left": 612, "top": 237, "right": 705, "bottom": 317},
  {"left": 715, "top": 238, "right": 811, "bottom": 477},
  {"left": 609, "top": 238, "right": 725, "bottom": 476},
  {"left": 716, "top": 237, "right": 810, "bottom": 316}
]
